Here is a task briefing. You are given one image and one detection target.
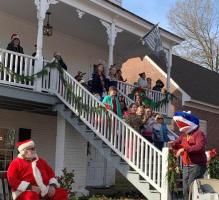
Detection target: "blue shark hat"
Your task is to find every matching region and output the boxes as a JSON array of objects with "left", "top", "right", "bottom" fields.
[{"left": 173, "top": 111, "right": 199, "bottom": 134}]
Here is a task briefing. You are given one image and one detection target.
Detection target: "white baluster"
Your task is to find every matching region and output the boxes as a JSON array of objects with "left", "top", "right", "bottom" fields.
[
  {"left": 136, "top": 136, "right": 140, "bottom": 167},
  {"left": 149, "top": 146, "right": 152, "bottom": 179},
  {"left": 132, "top": 133, "right": 136, "bottom": 164},
  {"left": 157, "top": 154, "right": 161, "bottom": 186},
  {"left": 153, "top": 150, "right": 157, "bottom": 182},
  {"left": 14, "top": 55, "right": 18, "bottom": 82},
  {"left": 140, "top": 139, "right": 144, "bottom": 171},
  {"left": 9, "top": 54, "right": 13, "bottom": 82},
  {"left": 161, "top": 147, "right": 169, "bottom": 200}
]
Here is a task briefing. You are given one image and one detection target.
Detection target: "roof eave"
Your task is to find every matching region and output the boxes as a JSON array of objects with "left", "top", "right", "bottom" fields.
[{"left": 104, "top": 0, "right": 184, "bottom": 44}]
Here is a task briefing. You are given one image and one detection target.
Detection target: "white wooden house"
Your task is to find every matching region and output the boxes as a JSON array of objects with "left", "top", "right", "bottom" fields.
[{"left": 0, "top": 0, "right": 183, "bottom": 199}]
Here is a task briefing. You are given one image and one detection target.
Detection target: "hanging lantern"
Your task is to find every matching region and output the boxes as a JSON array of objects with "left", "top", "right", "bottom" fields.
[{"left": 43, "top": 12, "right": 53, "bottom": 36}]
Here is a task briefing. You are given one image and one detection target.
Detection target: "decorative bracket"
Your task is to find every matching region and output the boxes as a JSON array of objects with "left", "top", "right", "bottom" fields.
[
  {"left": 35, "top": 0, "right": 58, "bottom": 20},
  {"left": 76, "top": 9, "right": 85, "bottom": 19},
  {"left": 100, "top": 20, "right": 123, "bottom": 46}
]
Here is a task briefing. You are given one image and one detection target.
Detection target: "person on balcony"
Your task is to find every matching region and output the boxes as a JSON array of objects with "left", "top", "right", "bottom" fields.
[
  {"left": 6, "top": 34, "right": 24, "bottom": 54},
  {"left": 7, "top": 139, "right": 68, "bottom": 200},
  {"left": 169, "top": 111, "right": 207, "bottom": 200},
  {"left": 6, "top": 34, "right": 24, "bottom": 76},
  {"left": 146, "top": 77, "right": 152, "bottom": 90},
  {"left": 135, "top": 94, "right": 144, "bottom": 107},
  {"left": 91, "top": 63, "right": 109, "bottom": 100},
  {"left": 152, "top": 114, "right": 169, "bottom": 150},
  {"left": 118, "top": 96, "right": 128, "bottom": 115},
  {"left": 116, "top": 69, "right": 127, "bottom": 82},
  {"left": 108, "top": 65, "right": 117, "bottom": 88},
  {"left": 102, "top": 86, "right": 122, "bottom": 118},
  {"left": 152, "top": 79, "right": 164, "bottom": 92},
  {"left": 137, "top": 72, "right": 147, "bottom": 89},
  {"left": 53, "top": 52, "right": 67, "bottom": 71}
]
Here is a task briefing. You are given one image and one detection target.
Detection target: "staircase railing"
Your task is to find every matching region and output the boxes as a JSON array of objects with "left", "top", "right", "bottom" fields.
[
  {"left": 117, "top": 81, "right": 168, "bottom": 115},
  {"left": 51, "top": 68, "right": 169, "bottom": 197},
  {"left": 0, "top": 48, "right": 36, "bottom": 89}
]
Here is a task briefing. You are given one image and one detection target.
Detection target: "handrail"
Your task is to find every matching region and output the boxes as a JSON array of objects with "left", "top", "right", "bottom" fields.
[
  {"left": 117, "top": 80, "right": 164, "bottom": 96},
  {"left": 52, "top": 68, "right": 169, "bottom": 193},
  {"left": 117, "top": 81, "right": 168, "bottom": 115},
  {"left": 0, "top": 48, "right": 36, "bottom": 59}
]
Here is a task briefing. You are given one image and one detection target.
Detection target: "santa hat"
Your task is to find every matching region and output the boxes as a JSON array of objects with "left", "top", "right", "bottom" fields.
[
  {"left": 11, "top": 33, "right": 20, "bottom": 41},
  {"left": 16, "top": 139, "right": 35, "bottom": 152}
]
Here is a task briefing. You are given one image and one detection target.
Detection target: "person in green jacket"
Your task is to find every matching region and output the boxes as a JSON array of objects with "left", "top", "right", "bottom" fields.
[{"left": 102, "top": 86, "right": 122, "bottom": 118}]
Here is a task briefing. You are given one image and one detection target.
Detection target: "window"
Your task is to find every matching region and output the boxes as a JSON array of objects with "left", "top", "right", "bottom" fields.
[{"left": 0, "top": 128, "right": 15, "bottom": 171}]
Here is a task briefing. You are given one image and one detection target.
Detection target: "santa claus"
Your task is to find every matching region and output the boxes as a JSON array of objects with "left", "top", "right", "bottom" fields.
[{"left": 7, "top": 139, "right": 68, "bottom": 200}]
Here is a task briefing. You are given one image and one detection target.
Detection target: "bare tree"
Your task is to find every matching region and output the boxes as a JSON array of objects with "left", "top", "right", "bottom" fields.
[{"left": 168, "top": 0, "right": 219, "bottom": 72}]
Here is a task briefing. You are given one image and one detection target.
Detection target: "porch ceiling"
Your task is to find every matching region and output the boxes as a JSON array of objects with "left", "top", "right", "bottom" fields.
[
  {"left": 0, "top": 0, "right": 148, "bottom": 62},
  {"left": 0, "top": 84, "right": 60, "bottom": 116},
  {"left": 0, "top": 96, "right": 57, "bottom": 116}
]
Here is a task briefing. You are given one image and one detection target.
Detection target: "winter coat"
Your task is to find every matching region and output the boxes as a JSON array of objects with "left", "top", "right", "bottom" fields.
[
  {"left": 91, "top": 73, "right": 109, "bottom": 97},
  {"left": 102, "top": 95, "right": 122, "bottom": 118},
  {"left": 152, "top": 123, "right": 169, "bottom": 142},
  {"left": 7, "top": 42, "right": 24, "bottom": 54}
]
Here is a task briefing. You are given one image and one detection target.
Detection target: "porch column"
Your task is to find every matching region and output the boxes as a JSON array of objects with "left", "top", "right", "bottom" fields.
[
  {"left": 55, "top": 113, "right": 66, "bottom": 175},
  {"left": 100, "top": 20, "right": 122, "bottom": 73},
  {"left": 34, "top": 0, "right": 57, "bottom": 91},
  {"left": 166, "top": 48, "right": 172, "bottom": 116},
  {"left": 166, "top": 48, "right": 172, "bottom": 93}
]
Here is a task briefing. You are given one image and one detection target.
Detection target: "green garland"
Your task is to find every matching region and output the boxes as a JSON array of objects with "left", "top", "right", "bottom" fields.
[
  {"left": 167, "top": 149, "right": 181, "bottom": 193},
  {"left": 0, "top": 61, "right": 109, "bottom": 118},
  {"left": 128, "top": 86, "right": 176, "bottom": 109},
  {"left": 208, "top": 157, "right": 219, "bottom": 179}
]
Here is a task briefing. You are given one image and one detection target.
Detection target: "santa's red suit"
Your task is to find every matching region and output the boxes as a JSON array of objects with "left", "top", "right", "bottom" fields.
[{"left": 7, "top": 140, "right": 68, "bottom": 200}]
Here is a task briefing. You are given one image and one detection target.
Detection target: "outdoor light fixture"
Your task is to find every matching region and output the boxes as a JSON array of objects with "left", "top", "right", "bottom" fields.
[{"left": 43, "top": 12, "right": 53, "bottom": 36}]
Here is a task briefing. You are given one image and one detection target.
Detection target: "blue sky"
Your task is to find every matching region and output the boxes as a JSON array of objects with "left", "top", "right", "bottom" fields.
[{"left": 122, "top": 0, "right": 177, "bottom": 32}]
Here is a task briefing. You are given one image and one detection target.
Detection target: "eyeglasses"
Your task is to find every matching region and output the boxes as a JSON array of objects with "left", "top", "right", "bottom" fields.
[{"left": 157, "top": 117, "right": 163, "bottom": 120}]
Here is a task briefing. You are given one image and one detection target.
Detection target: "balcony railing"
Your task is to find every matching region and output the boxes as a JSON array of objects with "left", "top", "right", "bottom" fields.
[
  {"left": 117, "top": 81, "right": 168, "bottom": 115},
  {"left": 0, "top": 48, "right": 36, "bottom": 89}
]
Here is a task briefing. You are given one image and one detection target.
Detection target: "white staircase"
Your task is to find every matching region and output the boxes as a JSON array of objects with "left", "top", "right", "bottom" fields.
[
  {"left": 0, "top": 49, "right": 170, "bottom": 200},
  {"left": 56, "top": 104, "right": 161, "bottom": 199},
  {"left": 51, "top": 69, "right": 169, "bottom": 200}
]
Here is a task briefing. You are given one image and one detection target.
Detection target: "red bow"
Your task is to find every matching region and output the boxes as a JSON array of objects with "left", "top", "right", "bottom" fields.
[
  {"left": 209, "top": 148, "right": 217, "bottom": 159},
  {"left": 104, "top": 103, "right": 111, "bottom": 110}
]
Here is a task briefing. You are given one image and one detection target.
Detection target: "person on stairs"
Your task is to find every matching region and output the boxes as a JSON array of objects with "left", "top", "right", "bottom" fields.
[
  {"left": 102, "top": 86, "right": 122, "bottom": 118},
  {"left": 7, "top": 139, "right": 68, "bottom": 200}
]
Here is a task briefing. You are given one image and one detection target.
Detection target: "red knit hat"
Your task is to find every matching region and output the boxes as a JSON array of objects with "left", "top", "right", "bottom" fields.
[
  {"left": 11, "top": 33, "right": 20, "bottom": 41},
  {"left": 16, "top": 139, "right": 35, "bottom": 152}
]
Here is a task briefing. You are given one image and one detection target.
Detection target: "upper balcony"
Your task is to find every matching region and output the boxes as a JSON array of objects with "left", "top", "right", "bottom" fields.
[{"left": 0, "top": 47, "right": 169, "bottom": 116}]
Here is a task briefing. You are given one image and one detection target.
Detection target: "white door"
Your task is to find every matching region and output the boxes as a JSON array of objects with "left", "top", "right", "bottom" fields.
[{"left": 86, "top": 143, "right": 105, "bottom": 186}]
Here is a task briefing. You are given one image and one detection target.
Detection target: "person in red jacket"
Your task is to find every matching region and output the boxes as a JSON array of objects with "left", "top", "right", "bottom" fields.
[
  {"left": 169, "top": 111, "right": 207, "bottom": 200},
  {"left": 7, "top": 139, "right": 68, "bottom": 200}
]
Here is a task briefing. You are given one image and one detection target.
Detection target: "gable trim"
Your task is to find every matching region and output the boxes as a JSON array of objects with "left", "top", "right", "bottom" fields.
[
  {"left": 185, "top": 101, "right": 219, "bottom": 115},
  {"left": 144, "top": 56, "right": 191, "bottom": 104}
]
